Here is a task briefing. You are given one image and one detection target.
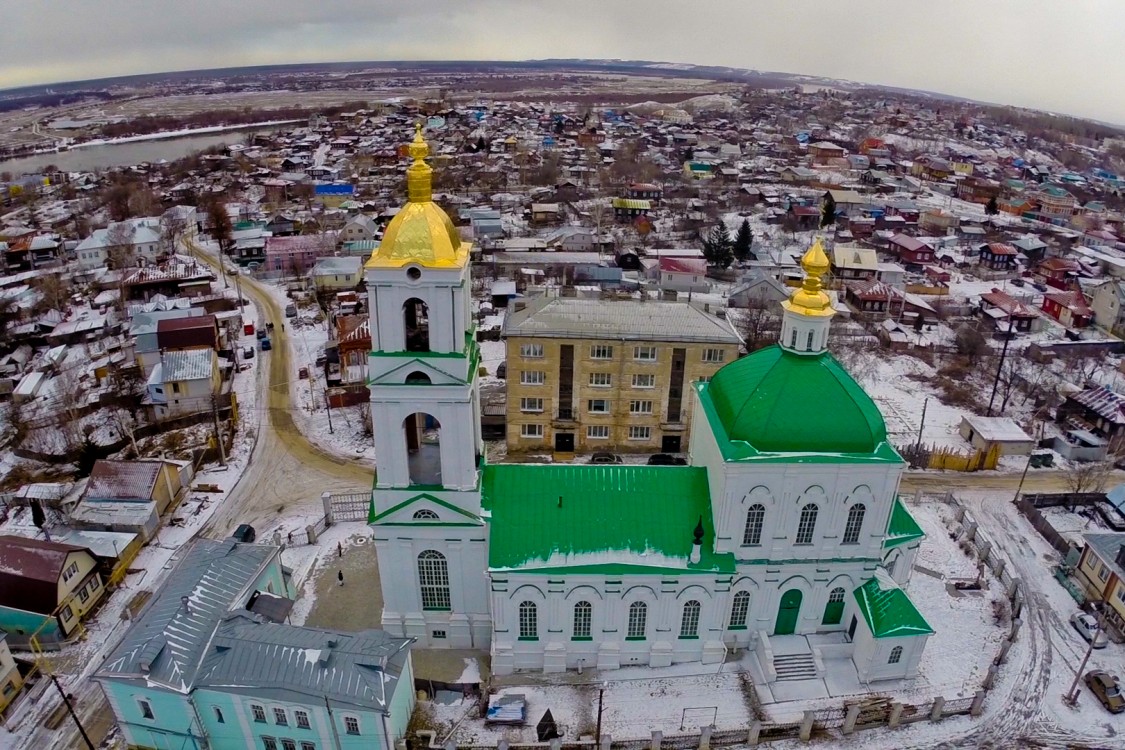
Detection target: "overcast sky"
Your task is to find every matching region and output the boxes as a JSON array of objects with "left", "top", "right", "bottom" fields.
[{"left": 2, "top": 0, "right": 1122, "bottom": 125}]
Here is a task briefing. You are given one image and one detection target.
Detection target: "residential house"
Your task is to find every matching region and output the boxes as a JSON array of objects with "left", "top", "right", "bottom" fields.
[
  {"left": 1041, "top": 290, "right": 1092, "bottom": 329},
  {"left": 502, "top": 298, "right": 742, "bottom": 454},
  {"left": 977, "top": 243, "right": 1019, "bottom": 271},
  {"left": 264, "top": 214, "right": 297, "bottom": 237},
  {"left": 1036, "top": 257, "right": 1082, "bottom": 289},
  {"left": 823, "top": 189, "right": 866, "bottom": 218},
  {"left": 1072, "top": 533, "right": 1125, "bottom": 634},
  {"left": 956, "top": 176, "right": 1001, "bottom": 205},
  {"left": 958, "top": 416, "right": 1034, "bottom": 456},
  {"left": 147, "top": 348, "right": 221, "bottom": 419},
  {"left": 0, "top": 535, "right": 105, "bottom": 648},
  {"left": 157, "top": 314, "right": 220, "bottom": 354},
  {"left": 651, "top": 257, "right": 710, "bottom": 294},
  {"left": 70, "top": 459, "right": 189, "bottom": 540},
  {"left": 310, "top": 256, "right": 364, "bottom": 292},
  {"left": 886, "top": 234, "right": 935, "bottom": 267},
  {"left": 778, "top": 166, "right": 816, "bottom": 184},
  {"left": 1089, "top": 280, "right": 1125, "bottom": 334},
  {"left": 231, "top": 225, "right": 271, "bottom": 267},
  {"left": 75, "top": 219, "right": 162, "bottom": 270},
  {"left": 1036, "top": 185, "right": 1077, "bottom": 221},
  {"left": 265, "top": 235, "right": 331, "bottom": 274},
  {"left": 544, "top": 227, "right": 613, "bottom": 253},
  {"left": 313, "top": 183, "right": 355, "bottom": 208},
  {"left": 625, "top": 183, "right": 662, "bottom": 201},
  {"left": 979, "top": 289, "right": 1040, "bottom": 332},
  {"left": 808, "top": 141, "right": 845, "bottom": 164},
  {"left": 919, "top": 210, "right": 958, "bottom": 236},
  {"left": 786, "top": 205, "right": 820, "bottom": 231},
  {"left": 0, "top": 633, "right": 25, "bottom": 713},
  {"left": 129, "top": 308, "right": 207, "bottom": 377},
  {"left": 682, "top": 161, "right": 714, "bottom": 180},
  {"left": 95, "top": 539, "right": 416, "bottom": 750},
  {"left": 611, "top": 198, "right": 651, "bottom": 222},
  {"left": 340, "top": 214, "right": 378, "bottom": 243},
  {"left": 530, "top": 203, "right": 562, "bottom": 225},
  {"left": 727, "top": 274, "right": 790, "bottom": 309},
  {"left": 910, "top": 155, "right": 952, "bottom": 181},
  {"left": 1059, "top": 386, "right": 1125, "bottom": 447},
  {"left": 831, "top": 245, "right": 880, "bottom": 282},
  {"left": 336, "top": 316, "right": 371, "bottom": 385}
]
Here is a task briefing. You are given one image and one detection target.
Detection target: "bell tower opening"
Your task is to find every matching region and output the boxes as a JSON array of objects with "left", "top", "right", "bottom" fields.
[
  {"left": 404, "top": 298, "right": 430, "bottom": 352},
  {"left": 404, "top": 412, "right": 442, "bottom": 485}
]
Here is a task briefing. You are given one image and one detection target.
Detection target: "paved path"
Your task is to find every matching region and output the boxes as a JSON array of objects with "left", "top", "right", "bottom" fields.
[{"left": 301, "top": 534, "right": 383, "bottom": 631}]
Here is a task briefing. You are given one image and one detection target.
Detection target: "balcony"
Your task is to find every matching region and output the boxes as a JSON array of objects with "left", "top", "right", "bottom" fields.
[{"left": 661, "top": 411, "right": 687, "bottom": 431}]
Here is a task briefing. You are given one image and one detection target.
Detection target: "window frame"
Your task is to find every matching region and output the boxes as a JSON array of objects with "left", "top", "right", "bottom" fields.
[
  {"left": 586, "top": 425, "right": 610, "bottom": 439},
  {"left": 519, "top": 397, "right": 544, "bottom": 413},
  {"left": 842, "top": 504, "right": 866, "bottom": 545},
  {"left": 632, "top": 373, "right": 656, "bottom": 389},
  {"left": 518, "top": 601, "right": 539, "bottom": 641},
  {"left": 628, "top": 425, "right": 651, "bottom": 441},
  {"left": 520, "top": 423, "right": 545, "bottom": 438},
  {"left": 628, "top": 399, "right": 653, "bottom": 415},
  {"left": 795, "top": 503, "right": 819, "bottom": 545},
  {"left": 590, "top": 344, "right": 614, "bottom": 360},
  {"left": 572, "top": 601, "right": 593, "bottom": 641},
  {"left": 273, "top": 707, "right": 288, "bottom": 726},
  {"left": 589, "top": 372, "right": 613, "bottom": 387},
  {"left": 742, "top": 504, "right": 765, "bottom": 546},
  {"left": 587, "top": 398, "right": 610, "bottom": 414},
  {"left": 344, "top": 716, "right": 360, "bottom": 735},
  {"left": 295, "top": 709, "right": 311, "bottom": 730},
  {"left": 519, "top": 343, "right": 544, "bottom": 358},
  {"left": 626, "top": 601, "right": 648, "bottom": 640},
  {"left": 412, "top": 509, "right": 439, "bottom": 520},
  {"left": 418, "top": 550, "right": 452, "bottom": 611},
  {"left": 701, "top": 348, "right": 725, "bottom": 363},
  {"left": 263, "top": 737, "right": 278, "bottom": 750},
  {"left": 138, "top": 699, "right": 154, "bottom": 720},
  {"left": 679, "top": 600, "right": 701, "bottom": 639},
  {"left": 213, "top": 706, "right": 225, "bottom": 724},
  {"left": 520, "top": 370, "right": 546, "bottom": 385},
  {"left": 633, "top": 345, "right": 658, "bottom": 362},
  {"left": 252, "top": 704, "right": 267, "bottom": 723},
  {"left": 729, "top": 591, "right": 751, "bottom": 630},
  {"left": 282, "top": 739, "right": 297, "bottom": 750},
  {"left": 888, "top": 646, "right": 903, "bottom": 664}
]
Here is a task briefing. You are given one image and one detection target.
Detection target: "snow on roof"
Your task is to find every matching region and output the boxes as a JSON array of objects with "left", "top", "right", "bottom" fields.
[{"left": 960, "top": 415, "right": 1032, "bottom": 443}]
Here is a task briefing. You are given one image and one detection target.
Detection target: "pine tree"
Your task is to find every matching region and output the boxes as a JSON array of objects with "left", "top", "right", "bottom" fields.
[
  {"left": 702, "top": 221, "right": 734, "bottom": 269},
  {"left": 476, "top": 136, "right": 487, "bottom": 152},
  {"left": 733, "top": 219, "right": 754, "bottom": 263},
  {"left": 820, "top": 193, "right": 837, "bottom": 228},
  {"left": 985, "top": 195, "right": 999, "bottom": 216}
]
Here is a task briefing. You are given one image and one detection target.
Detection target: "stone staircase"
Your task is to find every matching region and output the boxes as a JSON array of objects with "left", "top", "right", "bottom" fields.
[{"left": 773, "top": 652, "right": 819, "bottom": 682}]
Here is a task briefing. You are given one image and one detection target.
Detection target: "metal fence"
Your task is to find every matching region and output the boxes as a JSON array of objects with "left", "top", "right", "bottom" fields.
[{"left": 329, "top": 491, "right": 371, "bottom": 521}]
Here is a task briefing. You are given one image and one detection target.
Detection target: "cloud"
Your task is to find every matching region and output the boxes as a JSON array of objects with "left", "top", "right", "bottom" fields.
[{"left": 1, "top": 0, "right": 1123, "bottom": 125}]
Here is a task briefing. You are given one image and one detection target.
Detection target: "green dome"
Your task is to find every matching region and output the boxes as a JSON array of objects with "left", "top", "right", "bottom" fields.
[{"left": 705, "top": 345, "right": 888, "bottom": 454}]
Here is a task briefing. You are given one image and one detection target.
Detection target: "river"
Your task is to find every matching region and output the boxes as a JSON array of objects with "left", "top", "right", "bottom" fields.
[{"left": 0, "top": 126, "right": 276, "bottom": 176}]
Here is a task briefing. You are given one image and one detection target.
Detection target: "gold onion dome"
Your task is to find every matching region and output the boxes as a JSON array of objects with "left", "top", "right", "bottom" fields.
[
  {"left": 366, "top": 124, "right": 468, "bottom": 269},
  {"left": 785, "top": 238, "right": 834, "bottom": 317}
]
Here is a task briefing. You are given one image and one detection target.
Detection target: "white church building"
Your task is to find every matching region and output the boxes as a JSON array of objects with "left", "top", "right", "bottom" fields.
[{"left": 366, "top": 127, "right": 933, "bottom": 683}]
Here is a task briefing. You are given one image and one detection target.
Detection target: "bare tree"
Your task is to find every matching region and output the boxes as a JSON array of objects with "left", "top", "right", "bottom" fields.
[
  {"left": 160, "top": 210, "right": 188, "bottom": 255},
  {"left": 51, "top": 367, "right": 87, "bottom": 454},
  {"left": 1063, "top": 460, "right": 1112, "bottom": 494},
  {"left": 737, "top": 295, "right": 782, "bottom": 352},
  {"left": 33, "top": 273, "right": 70, "bottom": 314},
  {"left": 954, "top": 324, "right": 989, "bottom": 363},
  {"left": 109, "top": 407, "right": 140, "bottom": 457}
]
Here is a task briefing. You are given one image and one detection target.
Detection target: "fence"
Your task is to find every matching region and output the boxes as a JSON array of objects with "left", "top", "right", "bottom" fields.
[
  {"left": 325, "top": 490, "right": 371, "bottom": 522},
  {"left": 1015, "top": 496, "right": 1076, "bottom": 558}
]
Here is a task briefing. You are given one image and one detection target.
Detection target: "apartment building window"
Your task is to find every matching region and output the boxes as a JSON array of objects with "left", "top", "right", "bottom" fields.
[
  {"left": 273, "top": 707, "right": 288, "bottom": 725},
  {"left": 263, "top": 738, "right": 278, "bottom": 750},
  {"left": 520, "top": 424, "right": 544, "bottom": 438},
  {"left": 587, "top": 399, "right": 610, "bottom": 414},
  {"left": 632, "top": 373, "right": 655, "bottom": 389},
  {"left": 344, "top": 717, "right": 360, "bottom": 735},
  {"left": 295, "top": 710, "right": 310, "bottom": 729},
  {"left": 252, "top": 704, "right": 267, "bottom": 723},
  {"left": 301, "top": 743, "right": 316, "bottom": 750},
  {"left": 591, "top": 345, "right": 614, "bottom": 359},
  {"left": 587, "top": 426, "right": 610, "bottom": 439},
  {"left": 628, "top": 426, "right": 651, "bottom": 440},
  {"left": 282, "top": 740, "right": 297, "bottom": 750},
  {"left": 702, "top": 348, "right": 725, "bottom": 363},
  {"left": 629, "top": 400, "right": 653, "bottom": 415},
  {"left": 633, "top": 346, "right": 657, "bottom": 361},
  {"left": 520, "top": 343, "right": 544, "bottom": 358},
  {"left": 520, "top": 398, "right": 544, "bottom": 413},
  {"left": 589, "top": 372, "right": 612, "bottom": 387},
  {"left": 520, "top": 370, "right": 545, "bottom": 385}
]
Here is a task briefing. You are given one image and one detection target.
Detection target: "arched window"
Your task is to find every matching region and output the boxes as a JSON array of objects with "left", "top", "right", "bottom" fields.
[
  {"left": 789, "top": 329, "right": 798, "bottom": 348},
  {"left": 888, "top": 646, "right": 903, "bottom": 664},
  {"left": 403, "top": 298, "right": 430, "bottom": 352},
  {"left": 627, "top": 601, "right": 648, "bottom": 640},
  {"left": 729, "top": 591, "right": 751, "bottom": 629},
  {"left": 405, "top": 370, "right": 431, "bottom": 384},
  {"left": 573, "top": 601, "right": 592, "bottom": 640},
  {"left": 680, "top": 600, "right": 701, "bottom": 639},
  {"left": 742, "top": 504, "right": 765, "bottom": 546},
  {"left": 806, "top": 330, "right": 814, "bottom": 351},
  {"left": 518, "top": 601, "right": 538, "bottom": 640},
  {"left": 842, "top": 504, "right": 866, "bottom": 545},
  {"left": 413, "top": 509, "right": 439, "bottom": 520},
  {"left": 795, "top": 503, "right": 818, "bottom": 545},
  {"left": 822, "top": 586, "right": 846, "bottom": 625},
  {"left": 417, "top": 551, "right": 450, "bottom": 611},
  {"left": 885, "top": 555, "right": 898, "bottom": 578}
]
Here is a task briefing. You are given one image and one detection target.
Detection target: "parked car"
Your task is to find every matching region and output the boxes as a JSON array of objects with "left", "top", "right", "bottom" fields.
[
  {"left": 647, "top": 453, "right": 688, "bottom": 466},
  {"left": 260, "top": 337, "right": 272, "bottom": 351},
  {"left": 1009, "top": 278, "right": 1025, "bottom": 287},
  {"left": 256, "top": 328, "right": 267, "bottom": 340},
  {"left": 1070, "top": 612, "right": 1108, "bottom": 648},
  {"left": 589, "top": 452, "right": 623, "bottom": 464},
  {"left": 285, "top": 302, "right": 297, "bottom": 318},
  {"left": 231, "top": 524, "right": 256, "bottom": 543},
  {"left": 496, "top": 362, "right": 507, "bottom": 379},
  {"left": 242, "top": 347, "right": 255, "bottom": 359},
  {"left": 1084, "top": 670, "right": 1124, "bottom": 714}
]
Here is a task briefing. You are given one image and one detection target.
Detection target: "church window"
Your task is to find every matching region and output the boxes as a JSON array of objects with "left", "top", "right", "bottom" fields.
[
  {"left": 405, "top": 371, "right": 431, "bottom": 384},
  {"left": 520, "top": 344, "right": 544, "bottom": 358},
  {"left": 806, "top": 331, "right": 814, "bottom": 351},
  {"left": 627, "top": 602, "right": 648, "bottom": 640},
  {"left": 701, "top": 348, "right": 725, "bottom": 363},
  {"left": 518, "top": 601, "right": 538, "bottom": 640},
  {"left": 418, "top": 551, "right": 451, "bottom": 611},
  {"left": 729, "top": 591, "right": 751, "bottom": 629},
  {"left": 795, "top": 504, "right": 818, "bottom": 545},
  {"left": 573, "top": 601, "right": 592, "bottom": 639},
  {"left": 843, "top": 504, "right": 866, "bottom": 545},
  {"left": 885, "top": 556, "right": 897, "bottom": 578},
  {"left": 789, "top": 329, "right": 798, "bottom": 348},
  {"left": 743, "top": 504, "right": 765, "bottom": 546},
  {"left": 521, "top": 370, "right": 545, "bottom": 385},
  {"left": 591, "top": 345, "right": 614, "bottom": 360},
  {"left": 520, "top": 424, "right": 544, "bottom": 439},
  {"left": 680, "top": 600, "right": 701, "bottom": 639},
  {"left": 888, "top": 646, "right": 903, "bottom": 664},
  {"left": 413, "top": 509, "right": 439, "bottom": 520},
  {"left": 590, "top": 372, "right": 613, "bottom": 387}
]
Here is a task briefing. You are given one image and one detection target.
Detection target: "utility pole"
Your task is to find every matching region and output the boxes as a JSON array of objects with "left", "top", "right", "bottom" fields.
[
  {"left": 325, "top": 389, "right": 334, "bottom": 434},
  {"left": 211, "top": 393, "right": 227, "bottom": 467},
  {"left": 50, "top": 674, "right": 95, "bottom": 750},
  {"left": 595, "top": 684, "right": 606, "bottom": 745},
  {"left": 1064, "top": 604, "right": 1107, "bottom": 705},
  {"left": 987, "top": 325, "right": 1013, "bottom": 416}
]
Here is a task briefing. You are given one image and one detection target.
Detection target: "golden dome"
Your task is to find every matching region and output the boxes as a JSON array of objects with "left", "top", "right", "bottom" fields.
[
  {"left": 366, "top": 124, "right": 469, "bottom": 269},
  {"left": 783, "top": 238, "right": 834, "bottom": 317}
]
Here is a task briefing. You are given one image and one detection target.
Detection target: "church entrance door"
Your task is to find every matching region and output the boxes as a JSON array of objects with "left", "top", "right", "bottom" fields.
[{"left": 774, "top": 589, "right": 802, "bottom": 635}]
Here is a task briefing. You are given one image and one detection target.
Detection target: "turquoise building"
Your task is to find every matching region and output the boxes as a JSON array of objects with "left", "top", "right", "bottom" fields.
[{"left": 95, "top": 539, "right": 415, "bottom": 750}]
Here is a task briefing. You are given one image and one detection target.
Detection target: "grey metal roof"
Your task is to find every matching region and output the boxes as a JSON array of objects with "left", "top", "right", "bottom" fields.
[
  {"left": 1082, "top": 532, "right": 1125, "bottom": 582},
  {"left": 99, "top": 539, "right": 277, "bottom": 691},
  {"left": 161, "top": 349, "right": 214, "bottom": 382},
  {"left": 502, "top": 297, "right": 742, "bottom": 344},
  {"left": 85, "top": 460, "right": 162, "bottom": 502},
  {"left": 195, "top": 614, "right": 411, "bottom": 711}
]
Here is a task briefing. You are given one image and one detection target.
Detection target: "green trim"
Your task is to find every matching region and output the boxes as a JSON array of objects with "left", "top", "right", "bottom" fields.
[
  {"left": 422, "top": 607, "right": 452, "bottom": 612},
  {"left": 625, "top": 636, "right": 645, "bottom": 642},
  {"left": 370, "top": 492, "right": 484, "bottom": 525},
  {"left": 378, "top": 522, "right": 480, "bottom": 527},
  {"left": 727, "top": 625, "right": 747, "bottom": 631},
  {"left": 494, "top": 564, "right": 724, "bottom": 575},
  {"left": 518, "top": 637, "right": 539, "bottom": 642},
  {"left": 735, "top": 555, "right": 881, "bottom": 566},
  {"left": 370, "top": 349, "right": 465, "bottom": 359},
  {"left": 883, "top": 497, "right": 926, "bottom": 549},
  {"left": 678, "top": 635, "right": 699, "bottom": 640},
  {"left": 852, "top": 576, "right": 934, "bottom": 639}
]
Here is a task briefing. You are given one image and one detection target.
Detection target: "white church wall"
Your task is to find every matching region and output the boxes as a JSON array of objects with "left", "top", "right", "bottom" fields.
[
  {"left": 370, "top": 397, "right": 480, "bottom": 491},
  {"left": 366, "top": 264, "right": 468, "bottom": 355},
  {"left": 851, "top": 626, "right": 929, "bottom": 682}
]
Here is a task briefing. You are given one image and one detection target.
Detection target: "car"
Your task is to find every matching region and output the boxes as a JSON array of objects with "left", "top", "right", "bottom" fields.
[
  {"left": 242, "top": 347, "right": 254, "bottom": 359},
  {"left": 647, "top": 453, "right": 688, "bottom": 466},
  {"left": 1084, "top": 670, "right": 1125, "bottom": 714},
  {"left": 1009, "top": 277, "right": 1025, "bottom": 287},
  {"left": 589, "top": 452, "right": 623, "bottom": 464},
  {"left": 260, "top": 337, "right": 272, "bottom": 351},
  {"left": 1070, "top": 612, "right": 1108, "bottom": 648},
  {"left": 231, "top": 524, "right": 256, "bottom": 543},
  {"left": 496, "top": 362, "right": 507, "bottom": 379},
  {"left": 285, "top": 302, "right": 297, "bottom": 318}
]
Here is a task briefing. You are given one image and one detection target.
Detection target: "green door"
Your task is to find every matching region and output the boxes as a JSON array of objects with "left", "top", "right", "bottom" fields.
[
  {"left": 822, "top": 597, "right": 844, "bottom": 625},
  {"left": 774, "top": 589, "right": 803, "bottom": 635}
]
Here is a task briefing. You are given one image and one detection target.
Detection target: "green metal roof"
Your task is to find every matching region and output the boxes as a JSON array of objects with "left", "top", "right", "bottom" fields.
[
  {"left": 611, "top": 198, "right": 651, "bottom": 210},
  {"left": 883, "top": 497, "right": 925, "bottom": 549},
  {"left": 482, "top": 464, "right": 734, "bottom": 575},
  {"left": 698, "top": 345, "right": 901, "bottom": 463},
  {"left": 852, "top": 573, "right": 934, "bottom": 639}
]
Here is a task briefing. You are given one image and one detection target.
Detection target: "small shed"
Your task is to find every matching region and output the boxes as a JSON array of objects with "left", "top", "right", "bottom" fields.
[{"left": 958, "top": 415, "right": 1034, "bottom": 455}]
